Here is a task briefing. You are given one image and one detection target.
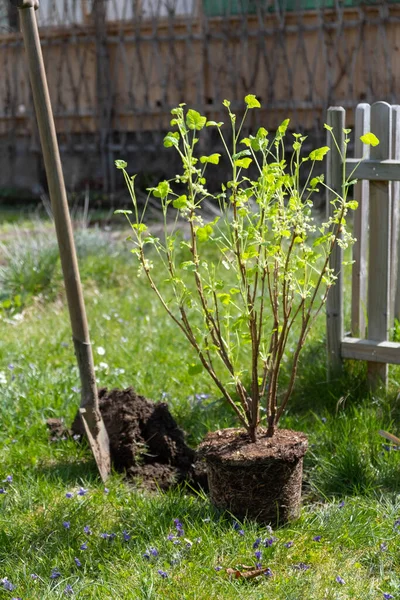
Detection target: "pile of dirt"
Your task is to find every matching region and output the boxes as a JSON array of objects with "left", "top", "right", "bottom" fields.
[{"left": 67, "top": 387, "right": 207, "bottom": 491}]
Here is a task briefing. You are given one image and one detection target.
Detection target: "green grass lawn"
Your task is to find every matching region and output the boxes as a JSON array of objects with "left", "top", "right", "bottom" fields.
[{"left": 0, "top": 214, "right": 399, "bottom": 599}]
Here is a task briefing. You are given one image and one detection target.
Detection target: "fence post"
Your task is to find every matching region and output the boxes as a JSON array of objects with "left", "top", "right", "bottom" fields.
[
  {"left": 351, "top": 103, "right": 370, "bottom": 338},
  {"left": 391, "top": 105, "right": 400, "bottom": 323},
  {"left": 326, "top": 106, "right": 345, "bottom": 377},
  {"left": 367, "top": 101, "right": 392, "bottom": 389}
]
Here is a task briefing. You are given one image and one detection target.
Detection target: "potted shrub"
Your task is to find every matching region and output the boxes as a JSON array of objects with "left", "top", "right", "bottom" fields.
[{"left": 115, "top": 97, "right": 375, "bottom": 524}]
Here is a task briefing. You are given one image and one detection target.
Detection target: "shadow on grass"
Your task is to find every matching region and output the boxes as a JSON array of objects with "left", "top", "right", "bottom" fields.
[{"left": 37, "top": 456, "right": 99, "bottom": 486}]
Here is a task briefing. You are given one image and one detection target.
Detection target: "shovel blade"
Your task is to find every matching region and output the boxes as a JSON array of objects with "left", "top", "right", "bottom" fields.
[{"left": 80, "top": 409, "right": 111, "bottom": 482}]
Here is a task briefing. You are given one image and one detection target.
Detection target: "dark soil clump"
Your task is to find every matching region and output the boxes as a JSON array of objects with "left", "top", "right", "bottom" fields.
[{"left": 70, "top": 387, "right": 207, "bottom": 492}]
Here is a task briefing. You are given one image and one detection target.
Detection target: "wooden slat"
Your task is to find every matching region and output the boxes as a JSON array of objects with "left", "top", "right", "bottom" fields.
[
  {"left": 345, "top": 158, "right": 400, "bottom": 181},
  {"left": 392, "top": 105, "right": 400, "bottom": 322},
  {"left": 367, "top": 101, "right": 392, "bottom": 388},
  {"left": 326, "top": 106, "right": 345, "bottom": 377},
  {"left": 351, "top": 103, "right": 370, "bottom": 338},
  {"left": 342, "top": 337, "right": 400, "bottom": 364}
]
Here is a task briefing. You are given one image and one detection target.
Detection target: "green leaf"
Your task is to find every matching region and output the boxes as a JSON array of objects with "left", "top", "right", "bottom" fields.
[
  {"left": 240, "top": 137, "right": 251, "bottom": 147},
  {"left": 186, "top": 109, "right": 207, "bottom": 131},
  {"left": 244, "top": 94, "right": 261, "bottom": 109},
  {"left": 234, "top": 157, "right": 252, "bottom": 169},
  {"left": 309, "top": 146, "right": 330, "bottom": 161},
  {"left": 347, "top": 200, "right": 359, "bottom": 210},
  {"left": 150, "top": 181, "right": 171, "bottom": 199},
  {"left": 206, "top": 120, "right": 224, "bottom": 127},
  {"left": 115, "top": 159, "right": 127, "bottom": 169},
  {"left": 173, "top": 194, "right": 188, "bottom": 209},
  {"left": 180, "top": 260, "right": 196, "bottom": 271},
  {"left": 310, "top": 175, "right": 324, "bottom": 188},
  {"left": 114, "top": 209, "right": 132, "bottom": 215},
  {"left": 217, "top": 293, "right": 231, "bottom": 305},
  {"left": 360, "top": 132, "right": 380, "bottom": 147},
  {"left": 222, "top": 99, "right": 231, "bottom": 108},
  {"left": 133, "top": 223, "right": 148, "bottom": 233},
  {"left": 313, "top": 233, "right": 332, "bottom": 247},
  {"left": 200, "top": 153, "right": 221, "bottom": 165},
  {"left": 232, "top": 150, "right": 251, "bottom": 161},
  {"left": 324, "top": 124, "right": 333, "bottom": 132},
  {"left": 163, "top": 132, "right": 180, "bottom": 148},
  {"left": 278, "top": 119, "right": 290, "bottom": 135},
  {"left": 188, "top": 363, "right": 203, "bottom": 376},
  {"left": 256, "top": 127, "right": 268, "bottom": 139},
  {"left": 196, "top": 224, "right": 213, "bottom": 242}
]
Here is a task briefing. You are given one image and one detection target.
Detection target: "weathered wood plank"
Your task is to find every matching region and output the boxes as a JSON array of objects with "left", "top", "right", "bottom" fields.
[
  {"left": 367, "top": 101, "right": 392, "bottom": 388},
  {"left": 392, "top": 105, "right": 400, "bottom": 322},
  {"left": 341, "top": 337, "right": 400, "bottom": 364},
  {"left": 345, "top": 159, "right": 400, "bottom": 181},
  {"left": 326, "top": 107, "right": 345, "bottom": 377},
  {"left": 351, "top": 103, "right": 370, "bottom": 338}
]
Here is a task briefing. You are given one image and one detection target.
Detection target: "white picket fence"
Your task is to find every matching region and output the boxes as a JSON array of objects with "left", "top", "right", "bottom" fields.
[{"left": 326, "top": 101, "right": 400, "bottom": 388}]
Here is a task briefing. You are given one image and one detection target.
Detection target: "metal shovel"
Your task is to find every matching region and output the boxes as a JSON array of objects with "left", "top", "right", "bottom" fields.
[{"left": 10, "top": 0, "right": 111, "bottom": 481}]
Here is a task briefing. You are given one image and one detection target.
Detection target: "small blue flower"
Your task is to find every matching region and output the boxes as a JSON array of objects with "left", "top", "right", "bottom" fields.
[
  {"left": 264, "top": 537, "right": 276, "bottom": 547},
  {"left": 238, "top": 529, "right": 245, "bottom": 536},
  {"left": 100, "top": 533, "right": 109, "bottom": 539},
  {"left": 174, "top": 518, "right": 184, "bottom": 536},
  {"left": 74, "top": 557, "right": 81, "bottom": 567},
  {"left": 264, "top": 567, "right": 273, "bottom": 577},
  {"left": 157, "top": 570, "right": 168, "bottom": 578},
  {"left": 321, "top": 417, "right": 327, "bottom": 423},
  {"left": 83, "top": 525, "right": 91, "bottom": 534},
  {"left": 64, "top": 584, "right": 74, "bottom": 595},
  {"left": 174, "top": 518, "right": 183, "bottom": 529},
  {"left": 380, "top": 542, "right": 388, "bottom": 551},
  {"left": 335, "top": 575, "right": 345, "bottom": 585},
  {"left": 80, "top": 543, "right": 88, "bottom": 550},
  {"left": 1, "top": 578, "right": 16, "bottom": 591},
  {"left": 253, "top": 538, "right": 261, "bottom": 549},
  {"left": 77, "top": 487, "right": 88, "bottom": 496},
  {"left": 0, "top": 488, "right": 7, "bottom": 494},
  {"left": 383, "top": 594, "right": 394, "bottom": 599},
  {"left": 167, "top": 533, "right": 175, "bottom": 541},
  {"left": 215, "top": 566, "right": 222, "bottom": 572},
  {"left": 313, "top": 535, "right": 322, "bottom": 542},
  {"left": 65, "top": 492, "right": 73, "bottom": 499},
  {"left": 150, "top": 547, "right": 158, "bottom": 557},
  {"left": 63, "top": 521, "right": 70, "bottom": 529},
  {"left": 284, "top": 541, "right": 294, "bottom": 548},
  {"left": 293, "top": 563, "right": 310, "bottom": 571},
  {"left": 233, "top": 521, "right": 241, "bottom": 531},
  {"left": 255, "top": 550, "right": 262, "bottom": 561},
  {"left": 4, "top": 475, "right": 12, "bottom": 483},
  {"left": 338, "top": 500, "right": 345, "bottom": 508},
  {"left": 104, "top": 488, "right": 109, "bottom": 494},
  {"left": 30, "top": 574, "right": 38, "bottom": 580},
  {"left": 123, "top": 530, "right": 131, "bottom": 541},
  {"left": 50, "top": 569, "right": 61, "bottom": 580}
]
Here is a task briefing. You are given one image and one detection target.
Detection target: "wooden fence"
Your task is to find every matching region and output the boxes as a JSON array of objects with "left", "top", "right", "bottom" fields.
[
  {"left": 2, "top": 0, "right": 400, "bottom": 193},
  {"left": 326, "top": 101, "right": 400, "bottom": 388}
]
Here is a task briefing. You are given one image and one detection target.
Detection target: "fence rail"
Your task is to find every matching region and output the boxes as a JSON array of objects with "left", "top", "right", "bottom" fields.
[
  {"left": 326, "top": 101, "right": 400, "bottom": 388},
  {"left": 2, "top": 0, "right": 400, "bottom": 193}
]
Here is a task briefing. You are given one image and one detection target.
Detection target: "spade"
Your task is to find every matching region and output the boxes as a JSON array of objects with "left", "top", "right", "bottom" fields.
[{"left": 10, "top": 0, "right": 111, "bottom": 481}]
